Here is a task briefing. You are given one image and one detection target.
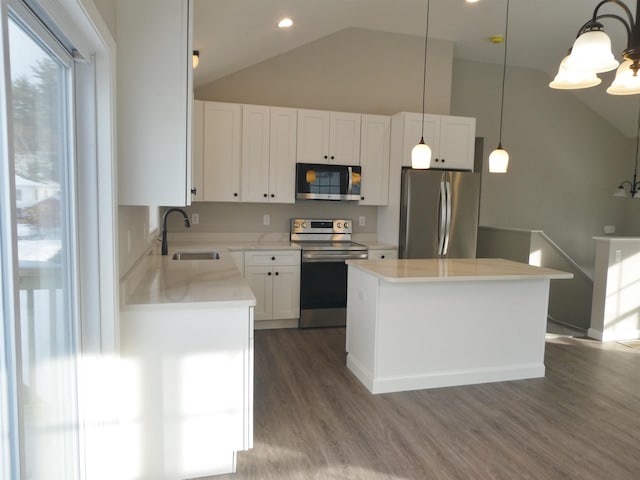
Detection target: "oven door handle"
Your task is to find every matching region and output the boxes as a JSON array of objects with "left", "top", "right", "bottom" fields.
[{"left": 302, "top": 251, "right": 368, "bottom": 262}]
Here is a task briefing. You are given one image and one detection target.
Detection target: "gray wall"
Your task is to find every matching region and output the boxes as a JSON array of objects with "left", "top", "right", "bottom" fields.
[
  {"left": 195, "top": 28, "right": 453, "bottom": 116},
  {"left": 451, "top": 59, "right": 632, "bottom": 270}
]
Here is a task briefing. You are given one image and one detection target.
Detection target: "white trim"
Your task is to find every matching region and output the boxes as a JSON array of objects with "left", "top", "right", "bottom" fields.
[{"left": 0, "top": 0, "right": 23, "bottom": 475}]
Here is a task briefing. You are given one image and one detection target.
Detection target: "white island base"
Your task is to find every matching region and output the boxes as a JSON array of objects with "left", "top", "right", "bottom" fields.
[{"left": 346, "top": 258, "right": 572, "bottom": 394}]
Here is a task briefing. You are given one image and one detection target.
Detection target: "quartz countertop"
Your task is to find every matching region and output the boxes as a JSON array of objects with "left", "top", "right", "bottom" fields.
[
  {"left": 121, "top": 249, "right": 254, "bottom": 308},
  {"left": 346, "top": 257, "right": 573, "bottom": 283}
]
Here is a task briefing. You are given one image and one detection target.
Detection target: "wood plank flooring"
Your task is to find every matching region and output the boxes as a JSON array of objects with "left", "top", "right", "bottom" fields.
[{"left": 212, "top": 327, "right": 640, "bottom": 480}]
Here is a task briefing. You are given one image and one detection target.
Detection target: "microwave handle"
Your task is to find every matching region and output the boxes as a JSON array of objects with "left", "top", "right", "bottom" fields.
[{"left": 347, "top": 166, "right": 353, "bottom": 193}]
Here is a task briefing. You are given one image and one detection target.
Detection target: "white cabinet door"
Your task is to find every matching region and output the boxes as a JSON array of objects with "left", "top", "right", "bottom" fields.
[
  {"left": 435, "top": 115, "right": 476, "bottom": 171},
  {"left": 241, "top": 105, "right": 271, "bottom": 203},
  {"left": 117, "top": 0, "right": 193, "bottom": 206},
  {"left": 244, "top": 250, "right": 300, "bottom": 324},
  {"left": 330, "top": 112, "right": 361, "bottom": 165},
  {"left": 244, "top": 266, "right": 273, "bottom": 321},
  {"left": 360, "top": 114, "right": 390, "bottom": 206},
  {"left": 401, "top": 113, "right": 440, "bottom": 168},
  {"left": 191, "top": 99, "right": 204, "bottom": 202},
  {"left": 297, "top": 109, "right": 361, "bottom": 165},
  {"left": 272, "top": 265, "right": 300, "bottom": 320},
  {"left": 203, "top": 102, "right": 242, "bottom": 202},
  {"left": 269, "top": 107, "right": 297, "bottom": 203},
  {"left": 297, "top": 109, "right": 330, "bottom": 163}
]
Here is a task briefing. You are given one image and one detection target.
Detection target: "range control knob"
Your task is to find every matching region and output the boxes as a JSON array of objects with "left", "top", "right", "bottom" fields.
[
  {"left": 336, "top": 222, "right": 342, "bottom": 229},
  {"left": 344, "top": 222, "right": 350, "bottom": 228},
  {"left": 293, "top": 222, "right": 300, "bottom": 229},
  {"left": 302, "top": 222, "right": 307, "bottom": 228}
]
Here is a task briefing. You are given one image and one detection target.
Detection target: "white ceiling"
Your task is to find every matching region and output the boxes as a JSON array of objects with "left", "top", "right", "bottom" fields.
[{"left": 193, "top": 0, "right": 640, "bottom": 137}]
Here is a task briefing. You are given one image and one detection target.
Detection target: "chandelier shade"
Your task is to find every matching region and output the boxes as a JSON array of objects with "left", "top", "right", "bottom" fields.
[
  {"left": 549, "top": 55, "right": 602, "bottom": 89},
  {"left": 565, "top": 28, "right": 619, "bottom": 73},
  {"left": 606, "top": 59, "right": 640, "bottom": 94}
]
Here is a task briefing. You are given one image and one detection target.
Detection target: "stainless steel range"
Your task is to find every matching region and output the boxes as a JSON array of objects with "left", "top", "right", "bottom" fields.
[{"left": 291, "top": 218, "right": 368, "bottom": 328}]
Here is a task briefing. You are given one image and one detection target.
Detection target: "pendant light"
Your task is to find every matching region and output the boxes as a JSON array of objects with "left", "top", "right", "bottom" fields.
[
  {"left": 614, "top": 102, "right": 640, "bottom": 198},
  {"left": 489, "top": 0, "right": 510, "bottom": 174},
  {"left": 411, "top": 0, "right": 432, "bottom": 169}
]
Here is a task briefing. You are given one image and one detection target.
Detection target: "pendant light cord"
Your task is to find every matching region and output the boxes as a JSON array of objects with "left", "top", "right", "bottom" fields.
[
  {"left": 497, "top": 0, "right": 510, "bottom": 147},
  {"left": 634, "top": 101, "right": 640, "bottom": 176},
  {"left": 420, "top": 0, "right": 431, "bottom": 139}
]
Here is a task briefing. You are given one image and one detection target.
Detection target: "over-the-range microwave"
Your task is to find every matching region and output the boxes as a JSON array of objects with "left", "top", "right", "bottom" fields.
[{"left": 295, "top": 163, "right": 362, "bottom": 201}]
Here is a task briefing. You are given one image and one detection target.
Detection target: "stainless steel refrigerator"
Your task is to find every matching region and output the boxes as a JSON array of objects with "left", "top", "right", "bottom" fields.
[{"left": 399, "top": 168, "right": 480, "bottom": 259}]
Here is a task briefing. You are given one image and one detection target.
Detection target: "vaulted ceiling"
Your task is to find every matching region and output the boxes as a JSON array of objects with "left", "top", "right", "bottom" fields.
[{"left": 193, "top": 0, "right": 640, "bottom": 137}]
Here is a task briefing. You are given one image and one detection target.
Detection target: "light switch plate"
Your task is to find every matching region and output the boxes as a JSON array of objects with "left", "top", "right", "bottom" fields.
[{"left": 263, "top": 214, "right": 270, "bottom": 226}]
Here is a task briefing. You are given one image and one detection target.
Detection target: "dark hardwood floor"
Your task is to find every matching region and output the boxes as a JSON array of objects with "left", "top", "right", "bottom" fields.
[{"left": 214, "top": 327, "right": 640, "bottom": 480}]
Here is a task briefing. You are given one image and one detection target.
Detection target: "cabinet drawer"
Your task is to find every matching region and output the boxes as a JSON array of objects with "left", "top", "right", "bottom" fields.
[
  {"left": 368, "top": 249, "right": 398, "bottom": 260},
  {"left": 244, "top": 250, "right": 301, "bottom": 266}
]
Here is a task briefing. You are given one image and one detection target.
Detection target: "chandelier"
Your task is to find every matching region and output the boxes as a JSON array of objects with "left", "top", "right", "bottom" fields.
[{"left": 550, "top": 0, "right": 640, "bottom": 94}]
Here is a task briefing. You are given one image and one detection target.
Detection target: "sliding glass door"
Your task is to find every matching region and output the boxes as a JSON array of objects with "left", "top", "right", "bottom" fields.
[{"left": 2, "top": 2, "right": 80, "bottom": 478}]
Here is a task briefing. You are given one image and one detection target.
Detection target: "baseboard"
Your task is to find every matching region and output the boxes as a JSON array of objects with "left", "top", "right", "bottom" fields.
[
  {"left": 588, "top": 327, "right": 640, "bottom": 342},
  {"left": 254, "top": 318, "right": 298, "bottom": 330},
  {"left": 349, "top": 363, "right": 545, "bottom": 394}
]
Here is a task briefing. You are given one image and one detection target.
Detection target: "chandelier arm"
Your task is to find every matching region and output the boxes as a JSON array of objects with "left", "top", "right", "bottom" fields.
[
  {"left": 592, "top": 0, "right": 635, "bottom": 29},
  {"left": 577, "top": 13, "right": 631, "bottom": 41}
]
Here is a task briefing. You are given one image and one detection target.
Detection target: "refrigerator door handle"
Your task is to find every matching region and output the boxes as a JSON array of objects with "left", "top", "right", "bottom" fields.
[
  {"left": 442, "top": 180, "right": 452, "bottom": 256},
  {"left": 437, "top": 181, "right": 447, "bottom": 255}
]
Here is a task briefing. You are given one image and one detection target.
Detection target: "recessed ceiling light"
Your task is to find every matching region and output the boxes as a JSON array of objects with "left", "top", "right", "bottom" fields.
[
  {"left": 466, "top": 0, "right": 480, "bottom": 3},
  {"left": 278, "top": 17, "right": 293, "bottom": 28}
]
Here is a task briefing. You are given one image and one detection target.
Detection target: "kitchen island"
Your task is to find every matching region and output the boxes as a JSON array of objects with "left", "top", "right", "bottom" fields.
[{"left": 345, "top": 258, "right": 572, "bottom": 394}]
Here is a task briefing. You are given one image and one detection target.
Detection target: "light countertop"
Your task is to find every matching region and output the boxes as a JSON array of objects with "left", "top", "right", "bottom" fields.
[
  {"left": 346, "top": 257, "right": 573, "bottom": 283},
  {"left": 121, "top": 241, "right": 300, "bottom": 309}
]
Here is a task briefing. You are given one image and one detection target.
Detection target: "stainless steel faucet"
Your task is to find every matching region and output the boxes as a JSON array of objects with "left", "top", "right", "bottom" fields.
[{"left": 161, "top": 208, "right": 191, "bottom": 255}]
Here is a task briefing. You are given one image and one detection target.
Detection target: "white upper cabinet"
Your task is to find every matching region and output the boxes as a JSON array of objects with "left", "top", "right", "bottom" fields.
[
  {"left": 359, "top": 114, "right": 391, "bottom": 206},
  {"left": 241, "top": 106, "right": 297, "bottom": 204},
  {"left": 436, "top": 115, "right": 476, "bottom": 171},
  {"left": 268, "top": 107, "right": 297, "bottom": 203},
  {"left": 203, "top": 102, "right": 242, "bottom": 202},
  {"left": 117, "top": 0, "right": 193, "bottom": 206},
  {"left": 191, "top": 99, "right": 204, "bottom": 202},
  {"left": 241, "top": 105, "right": 271, "bottom": 203},
  {"left": 297, "top": 109, "right": 361, "bottom": 165},
  {"left": 398, "top": 113, "right": 475, "bottom": 171}
]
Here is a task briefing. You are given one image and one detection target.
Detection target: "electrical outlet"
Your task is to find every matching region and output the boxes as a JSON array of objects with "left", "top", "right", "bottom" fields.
[
  {"left": 263, "top": 214, "right": 270, "bottom": 226},
  {"left": 192, "top": 213, "right": 199, "bottom": 225},
  {"left": 359, "top": 216, "right": 365, "bottom": 226},
  {"left": 615, "top": 250, "right": 622, "bottom": 262},
  {"left": 127, "top": 230, "right": 131, "bottom": 253}
]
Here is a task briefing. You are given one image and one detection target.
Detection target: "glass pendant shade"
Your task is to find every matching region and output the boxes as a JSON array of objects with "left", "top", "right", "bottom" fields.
[
  {"left": 489, "top": 147, "right": 509, "bottom": 173},
  {"left": 565, "top": 29, "right": 619, "bottom": 73},
  {"left": 411, "top": 140, "right": 432, "bottom": 169},
  {"left": 606, "top": 59, "right": 640, "bottom": 94},
  {"left": 613, "top": 186, "right": 628, "bottom": 197},
  {"left": 549, "top": 55, "right": 602, "bottom": 89}
]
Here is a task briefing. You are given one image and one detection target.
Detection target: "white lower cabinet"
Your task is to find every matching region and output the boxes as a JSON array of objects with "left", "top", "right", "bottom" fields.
[
  {"left": 368, "top": 248, "right": 398, "bottom": 260},
  {"left": 244, "top": 250, "right": 300, "bottom": 328},
  {"left": 119, "top": 304, "right": 253, "bottom": 479}
]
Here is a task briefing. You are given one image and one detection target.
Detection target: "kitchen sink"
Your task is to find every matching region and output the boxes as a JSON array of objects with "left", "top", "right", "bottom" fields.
[{"left": 171, "top": 251, "right": 220, "bottom": 260}]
